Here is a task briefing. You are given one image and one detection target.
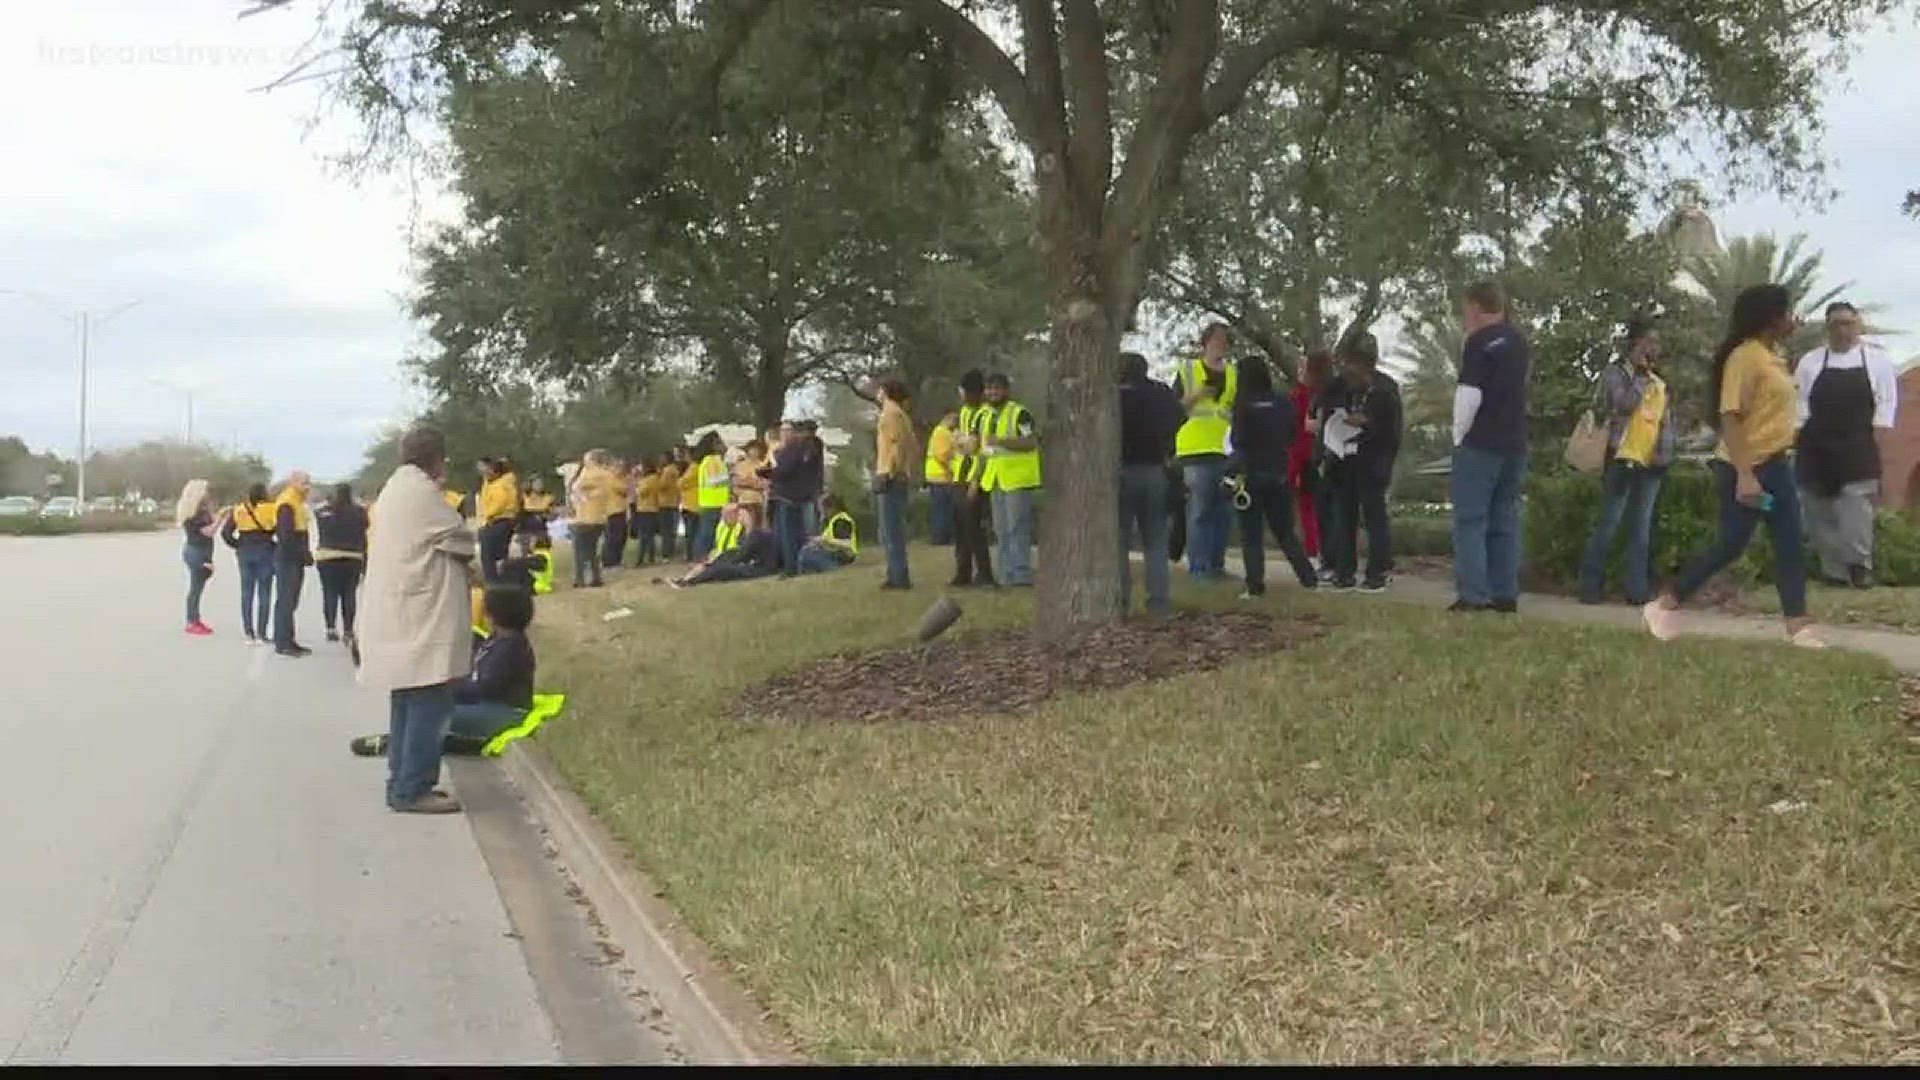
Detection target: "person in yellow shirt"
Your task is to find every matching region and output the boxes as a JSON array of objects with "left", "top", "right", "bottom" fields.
[
  {"left": 1577, "top": 319, "right": 1672, "bottom": 606},
  {"left": 924, "top": 410, "right": 958, "bottom": 546},
  {"left": 691, "top": 432, "right": 731, "bottom": 561},
  {"left": 568, "top": 450, "right": 615, "bottom": 588},
  {"left": 655, "top": 452, "right": 683, "bottom": 561},
  {"left": 677, "top": 444, "right": 702, "bottom": 562},
  {"left": 475, "top": 456, "right": 521, "bottom": 582},
  {"left": 1644, "top": 284, "right": 1823, "bottom": 649},
  {"left": 519, "top": 474, "right": 556, "bottom": 542},
  {"left": 631, "top": 458, "right": 664, "bottom": 566},
  {"left": 733, "top": 439, "right": 770, "bottom": 517},
  {"left": 873, "top": 378, "right": 921, "bottom": 589}
]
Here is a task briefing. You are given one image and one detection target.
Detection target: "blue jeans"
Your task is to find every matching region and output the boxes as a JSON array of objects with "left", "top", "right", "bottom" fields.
[
  {"left": 387, "top": 682, "right": 454, "bottom": 808},
  {"left": 1324, "top": 453, "right": 1394, "bottom": 584},
  {"left": 1118, "top": 464, "right": 1171, "bottom": 614},
  {"left": 796, "top": 544, "right": 845, "bottom": 575},
  {"left": 572, "top": 524, "right": 606, "bottom": 586},
  {"left": 1578, "top": 461, "right": 1665, "bottom": 603},
  {"left": 693, "top": 509, "right": 722, "bottom": 562},
  {"left": 658, "top": 509, "right": 680, "bottom": 560},
  {"left": 1673, "top": 457, "right": 1808, "bottom": 618},
  {"left": 773, "top": 500, "right": 807, "bottom": 575},
  {"left": 877, "top": 478, "right": 911, "bottom": 586},
  {"left": 183, "top": 546, "right": 213, "bottom": 625},
  {"left": 1451, "top": 447, "right": 1528, "bottom": 605},
  {"left": 991, "top": 487, "right": 1036, "bottom": 586},
  {"left": 633, "top": 513, "right": 659, "bottom": 565},
  {"left": 927, "top": 484, "right": 956, "bottom": 546},
  {"left": 1238, "top": 471, "right": 1317, "bottom": 594},
  {"left": 449, "top": 699, "right": 526, "bottom": 744},
  {"left": 1183, "top": 457, "right": 1231, "bottom": 576},
  {"left": 237, "top": 546, "right": 274, "bottom": 638}
]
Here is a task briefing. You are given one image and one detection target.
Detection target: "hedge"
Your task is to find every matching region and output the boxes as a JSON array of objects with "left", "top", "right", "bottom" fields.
[{"left": 0, "top": 514, "right": 165, "bottom": 537}]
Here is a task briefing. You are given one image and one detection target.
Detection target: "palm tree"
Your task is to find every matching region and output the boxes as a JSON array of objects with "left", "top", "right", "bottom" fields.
[
  {"left": 1683, "top": 232, "right": 1885, "bottom": 359},
  {"left": 1388, "top": 316, "right": 1463, "bottom": 434}
]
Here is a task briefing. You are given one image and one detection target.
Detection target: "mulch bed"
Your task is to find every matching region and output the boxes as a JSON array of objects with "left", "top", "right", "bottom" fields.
[{"left": 739, "top": 611, "right": 1326, "bottom": 724}]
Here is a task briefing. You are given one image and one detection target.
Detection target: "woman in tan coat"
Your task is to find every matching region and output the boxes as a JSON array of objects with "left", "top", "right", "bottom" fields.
[{"left": 357, "top": 425, "right": 477, "bottom": 814}]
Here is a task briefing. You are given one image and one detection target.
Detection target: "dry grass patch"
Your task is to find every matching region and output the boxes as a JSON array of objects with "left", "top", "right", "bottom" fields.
[{"left": 530, "top": 546, "right": 1920, "bottom": 1063}]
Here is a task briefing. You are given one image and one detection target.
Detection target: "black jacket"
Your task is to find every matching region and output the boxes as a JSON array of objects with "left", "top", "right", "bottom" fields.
[
  {"left": 1119, "top": 375, "right": 1184, "bottom": 466},
  {"left": 764, "top": 440, "right": 825, "bottom": 504},
  {"left": 314, "top": 501, "right": 369, "bottom": 554},
  {"left": 1343, "top": 370, "right": 1404, "bottom": 455},
  {"left": 1228, "top": 390, "right": 1297, "bottom": 477},
  {"left": 275, "top": 501, "right": 313, "bottom": 565},
  {"left": 456, "top": 629, "right": 535, "bottom": 711}
]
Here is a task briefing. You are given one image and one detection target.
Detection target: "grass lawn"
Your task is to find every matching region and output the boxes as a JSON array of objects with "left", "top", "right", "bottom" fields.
[
  {"left": 1731, "top": 581, "right": 1920, "bottom": 633},
  {"left": 529, "top": 545, "right": 1920, "bottom": 1063}
]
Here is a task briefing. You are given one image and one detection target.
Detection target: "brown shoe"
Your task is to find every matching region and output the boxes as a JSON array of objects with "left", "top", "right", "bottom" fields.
[{"left": 392, "top": 791, "right": 462, "bottom": 814}]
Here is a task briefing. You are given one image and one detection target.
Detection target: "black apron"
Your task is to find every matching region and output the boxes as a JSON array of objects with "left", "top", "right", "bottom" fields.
[{"left": 1796, "top": 349, "right": 1879, "bottom": 498}]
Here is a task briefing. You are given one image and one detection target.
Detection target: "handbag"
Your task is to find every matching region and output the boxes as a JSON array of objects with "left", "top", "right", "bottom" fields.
[{"left": 1564, "top": 410, "right": 1607, "bottom": 474}]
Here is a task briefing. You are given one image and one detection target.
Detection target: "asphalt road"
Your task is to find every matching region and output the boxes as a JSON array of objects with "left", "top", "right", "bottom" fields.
[{"left": 0, "top": 531, "right": 666, "bottom": 1065}]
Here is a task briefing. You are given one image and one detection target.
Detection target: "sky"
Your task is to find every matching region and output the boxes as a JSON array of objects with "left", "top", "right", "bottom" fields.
[{"left": 1, "top": 3, "right": 1915, "bottom": 483}]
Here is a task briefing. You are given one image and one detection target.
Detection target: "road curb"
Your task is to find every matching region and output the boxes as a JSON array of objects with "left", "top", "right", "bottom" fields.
[{"left": 500, "top": 741, "right": 800, "bottom": 1065}]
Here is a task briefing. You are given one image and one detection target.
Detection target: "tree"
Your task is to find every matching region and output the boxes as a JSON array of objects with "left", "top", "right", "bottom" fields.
[
  {"left": 268, "top": 0, "right": 1894, "bottom": 634},
  {"left": 1391, "top": 317, "right": 1464, "bottom": 437},
  {"left": 81, "top": 440, "right": 271, "bottom": 505},
  {"left": 1683, "top": 232, "right": 1879, "bottom": 362}
]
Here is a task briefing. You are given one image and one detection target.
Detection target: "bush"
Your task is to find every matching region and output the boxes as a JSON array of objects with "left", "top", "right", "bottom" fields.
[
  {"left": 1526, "top": 463, "right": 1920, "bottom": 588},
  {"left": 1391, "top": 515, "right": 1453, "bottom": 557},
  {"left": 0, "top": 513, "right": 163, "bottom": 537}
]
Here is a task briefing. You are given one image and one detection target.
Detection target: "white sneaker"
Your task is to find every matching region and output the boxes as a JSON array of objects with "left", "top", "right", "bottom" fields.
[
  {"left": 1237, "top": 590, "right": 1256, "bottom": 601},
  {"left": 1641, "top": 601, "right": 1679, "bottom": 642},
  {"left": 1788, "top": 627, "right": 1828, "bottom": 650}
]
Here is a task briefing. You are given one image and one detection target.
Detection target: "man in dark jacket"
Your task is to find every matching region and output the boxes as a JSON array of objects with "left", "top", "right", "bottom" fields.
[
  {"left": 762, "top": 420, "right": 824, "bottom": 575},
  {"left": 1228, "top": 357, "right": 1318, "bottom": 597},
  {"left": 1322, "top": 334, "right": 1402, "bottom": 593},
  {"left": 1118, "top": 353, "right": 1185, "bottom": 615},
  {"left": 272, "top": 470, "right": 315, "bottom": 657}
]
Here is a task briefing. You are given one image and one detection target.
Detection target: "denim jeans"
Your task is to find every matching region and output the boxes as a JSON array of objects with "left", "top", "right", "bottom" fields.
[
  {"left": 1238, "top": 471, "right": 1318, "bottom": 594},
  {"left": 272, "top": 559, "right": 306, "bottom": 648},
  {"left": 571, "top": 524, "right": 605, "bottom": 586},
  {"left": 1674, "top": 457, "right": 1808, "bottom": 618},
  {"left": 1451, "top": 447, "right": 1528, "bottom": 605},
  {"left": 771, "top": 500, "right": 806, "bottom": 575},
  {"left": 633, "top": 513, "right": 659, "bottom": 565},
  {"left": 602, "top": 512, "right": 628, "bottom": 570},
  {"left": 927, "top": 484, "right": 956, "bottom": 546},
  {"left": 1183, "top": 457, "right": 1232, "bottom": 576},
  {"left": 659, "top": 508, "right": 680, "bottom": 560},
  {"left": 318, "top": 559, "right": 363, "bottom": 634},
  {"left": 693, "top": 509, "right": 722, "bottom": 562},
  {"left": 796, "top": 544, "right": 845, "bottom": 575},
  {"left": 183, "top": 546, "right": 213, "bottom": 625},
  {"left": 991, "top": 487, "right": 1036, "bottom": 586},
  {"left": 877, "top": 478, "right": 911, "bottom": 586},
  {"left": 237, "top": 546, "right": 274, "bottom": 639},
  {"left": 680, "top": 511, "right": 700, "bottom": 561},
  {"left": 477, "top": 519, "right": 515, "bottom": 582},
  {"left": 448, "top": 699, "right": 526, "bottom": 746},
  {"left": 1578, "top": 461, "right": 1665, "bottom": 603},
  {"left": 1324, "top": 453, "right": 1394, "bottom": 584},
  {"left": 1118, "top": 463, "right": 1171, "bottom": 614},
  {"left": 952, "top": 487, "right": 995, "bottom": 585},
  {"left": 387, "top": 682, "right": 454, "bottom": 808}
]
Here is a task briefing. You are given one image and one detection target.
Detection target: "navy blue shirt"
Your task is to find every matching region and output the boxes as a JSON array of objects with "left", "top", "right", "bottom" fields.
[
  {"left": 1118, "top": 376, "right": 1184, "bottom": 466},
  {"left": 1459, "top": 322, "right": 1530, "bottom": 452}
]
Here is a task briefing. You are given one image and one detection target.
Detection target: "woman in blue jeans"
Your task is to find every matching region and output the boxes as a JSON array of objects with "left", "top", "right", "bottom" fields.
[
  {"left": 221, "top": 482, "right": 279, "bottom": 644},
  {"left": 1578, "top": 319, "right": 1674, "bottom": 605},
  {"left": 176, "top": 479, "right": 227, "bottom": 636},
  {"left": 1643, "top": 285, "right": 1825, "bottom": 648}
]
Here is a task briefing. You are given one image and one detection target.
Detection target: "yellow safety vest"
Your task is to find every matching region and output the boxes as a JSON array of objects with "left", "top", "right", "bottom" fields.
[
  {"left": 471, "top": 586, "right": 490, "bottom": 639},
  {"left": 924, "top": 423, "right": 956, "bottom": 484},
  {"left": 955, "top": 403, "right": 990, "bottom": 485},
  {"left": 713, "top": 519, "right": 743, "bottom": 554},
  {"left": 1174, "top": 358, "right": 1237, "bottom": 458},
  {"left": 983, "top": 401, "right": 1041, "bottom": 492},
  {"left": 530, "top": 550, "right": 554, "bottom": 595},
  {"left": 697, "top": 454, "right": 730, "bottom": 509},
  {"left": 823, "top": 511, "right": 858, "bottom": 555}
]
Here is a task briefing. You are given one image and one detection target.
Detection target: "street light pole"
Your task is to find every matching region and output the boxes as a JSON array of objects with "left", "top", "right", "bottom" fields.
[
  {"left": 148, "top": 378, "right": 206, "bottom": 444},
  {"left": 2, "top": 291, "right": 140, "bottom": 506}
]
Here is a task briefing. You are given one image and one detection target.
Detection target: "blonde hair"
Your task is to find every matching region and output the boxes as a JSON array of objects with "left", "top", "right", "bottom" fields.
[{"left": 174, "top": 479, "right": 210, "bottom": 526}]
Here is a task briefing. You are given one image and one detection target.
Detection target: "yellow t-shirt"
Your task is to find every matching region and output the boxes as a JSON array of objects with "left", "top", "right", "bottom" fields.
[
  {"left": 1614, "top": 374, "right": 1667, "bottom": 467},
  {"left": 633, "top": 474, "right": 663, "bottom": 513},
  {"left": 1715, "top": 340, "right": 1798, "bottom": 461},
  {"left": 732, "top": 457, "right": 768, "bottom": 506},
  {"left": 678, "top": 465, "right": 700, "bottom": 511},
  {"left": 477, "top": 473, "right": 520, "bottom": 524},
  {"left": 924, "top": 423, "right": 956, "bottom": 483},
  {"left": 571, "top": 466, "right": 614, "bottom": 526}
]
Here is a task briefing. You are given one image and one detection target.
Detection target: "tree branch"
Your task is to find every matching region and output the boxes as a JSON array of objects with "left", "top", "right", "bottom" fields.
[
  {"left": 1059, "top": 0, "right": 1112, "bottom": 218},
  {"left": 1102, "top": 0, "right": 1218, "bottom": 254},
  {"left": 890, "top": 0, "right": 1043, "bottom": 148}
]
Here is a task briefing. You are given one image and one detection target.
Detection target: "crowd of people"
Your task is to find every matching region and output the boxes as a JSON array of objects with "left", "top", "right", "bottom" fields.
[{"left": 166, "top": 277, "right": 1891, "bottom": 810}]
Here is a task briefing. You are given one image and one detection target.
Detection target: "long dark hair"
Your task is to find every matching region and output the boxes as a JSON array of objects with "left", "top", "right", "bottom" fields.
[
  {"left": 330, "top": 482, "right": 353, "bottom": 510},
  {"left": 1707, "top": 285, "right": 1792, "bottom": 430},
  {"left": 1238, "top": 355, "right": 1274, "bottom": 396},
  {"left": 245, "top": 482, "right": 270, "bottom": 505}
]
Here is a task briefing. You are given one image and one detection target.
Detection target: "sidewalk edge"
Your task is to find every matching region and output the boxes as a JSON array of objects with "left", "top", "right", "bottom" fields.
[{"left": 501, "top": 742, "right": 802, "bottom": 1064}]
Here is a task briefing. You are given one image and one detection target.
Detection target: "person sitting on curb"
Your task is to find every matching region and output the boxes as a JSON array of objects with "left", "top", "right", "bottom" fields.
[
  {"left": 663, "top": 504, "right": 781, "bottom": 588},
  {"left": 795, "top": 494, "right": 860, "bottom": 574},
  {"left": 353, "top": 585, "right": 562, "bottom": 758}
]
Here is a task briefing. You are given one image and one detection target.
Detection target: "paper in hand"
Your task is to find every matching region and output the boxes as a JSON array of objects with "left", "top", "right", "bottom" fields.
[{"left": 1322, "top": 408, "right": 1361, "bottom": 459}]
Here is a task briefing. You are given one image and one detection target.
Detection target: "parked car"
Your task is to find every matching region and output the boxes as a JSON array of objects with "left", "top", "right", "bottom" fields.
[
  {"left": 40, "top": 496, "right": 80, "bottom": 518},
  {"left": 88, "top": 496, "right": 120, "bottom": 513},
  {"left": 0, "top": 496, "right": 38, "bottom": 517}
]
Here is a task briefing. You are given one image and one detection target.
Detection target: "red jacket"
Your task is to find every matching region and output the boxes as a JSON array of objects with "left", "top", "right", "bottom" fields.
[{"left": 1286, "top": 383, "right": 1316, "bottom": 482}]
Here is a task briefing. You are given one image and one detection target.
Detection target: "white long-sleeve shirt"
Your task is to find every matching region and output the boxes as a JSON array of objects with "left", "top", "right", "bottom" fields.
[{"left": 1796, "top": 342, "right": 1898, "bottom": 430}]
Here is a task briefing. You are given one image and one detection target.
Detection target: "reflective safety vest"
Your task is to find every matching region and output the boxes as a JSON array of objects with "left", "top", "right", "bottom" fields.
[
  {"left": 955, "top": 402, "right": 991, "bottom": 485},
  {"left": 822, "top": 511, "right": 858, "bottom": 555},
  {"left": 471, "top": 586, "right": 490, "bottom": 639},
  {"left": 983, "top": 400, "right": 1041, "bottom": 492},
  {"left": 480, "top": 692, "right": 567, "bottom": 757},
  {"left": 530, "top": 550, "right": 554, "bottom": 595},
  {"left": 713, "top": 518, "right": 743, "bottom": 554},
  {"left": 924, "top": 423, "right": 955, "bottom": 484},
  {"left": 697, "top": 454, "right": 730, "bottom": 509},
  {"left": 1174, "top": 358, "right": 1238, "bottom": 458}
]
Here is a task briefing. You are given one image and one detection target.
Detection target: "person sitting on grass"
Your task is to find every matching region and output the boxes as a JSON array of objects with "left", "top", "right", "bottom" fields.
[
  {"left": 353, "top": 585, "right": 541, "bottom": 758},
  {"left": 795, "top": 494, "right": 859, "bottom": 575},
  {"left": 664, "top": 504, "right": 780, "bottom": 588}
]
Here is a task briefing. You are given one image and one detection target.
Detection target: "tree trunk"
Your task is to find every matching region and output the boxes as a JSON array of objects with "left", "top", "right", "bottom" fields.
[
  {"left": 1033, "top": 273, "right": 1126, "bottom": 639},
  {"left": 752, "top": 336, "right": 791, "bottom": 433}
]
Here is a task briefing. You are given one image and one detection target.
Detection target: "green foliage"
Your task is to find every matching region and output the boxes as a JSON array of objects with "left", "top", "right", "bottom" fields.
[
  {"left": 0, "top": 435, "right": 71, "bottom": 497},
  {"left": 0, "top": 513, "right": 162, "bottom": 537},
  {"left": 1684, "top": 232, "right": 1883, "bottom": 360}
]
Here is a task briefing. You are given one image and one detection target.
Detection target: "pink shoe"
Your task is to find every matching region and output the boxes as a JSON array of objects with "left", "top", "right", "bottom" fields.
[
  {"left": 186, "top": 622, "right": 213, "bottom": 637},
  {"left": 1641, "top": 601, "right": 1679, "bottom": 642}
]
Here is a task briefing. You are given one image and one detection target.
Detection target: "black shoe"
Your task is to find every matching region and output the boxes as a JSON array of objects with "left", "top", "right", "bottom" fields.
[
  {"left": 1491, "top": 599, "right": 1518, "bottom": 614},
  {"left": 275, "top": 645, "right": 307, "bottom": 658},
  {"left": 325, "top": 630, "right": 340, "bottom": 643},
  {"left": 1849, "top": 565, "right": 1874, "bottom": 590},
  {"left": 881, "top": 582, "right": 912, "bottom": 591},
  {"left": 1577, "top": 593, "right": 1604, "bottom": 606},
  {"left": 1359, "top": 576, "right": 1391, "bottom": 594},
  {"left": 1448, "top": 599, "right": 1490, "bottom": 613},
  {"left": 948, "top": 578, "right": 972, "bottom": 588},
  {"left": 1329, "top": 577, "right": 1357, "bottom": 591}
]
